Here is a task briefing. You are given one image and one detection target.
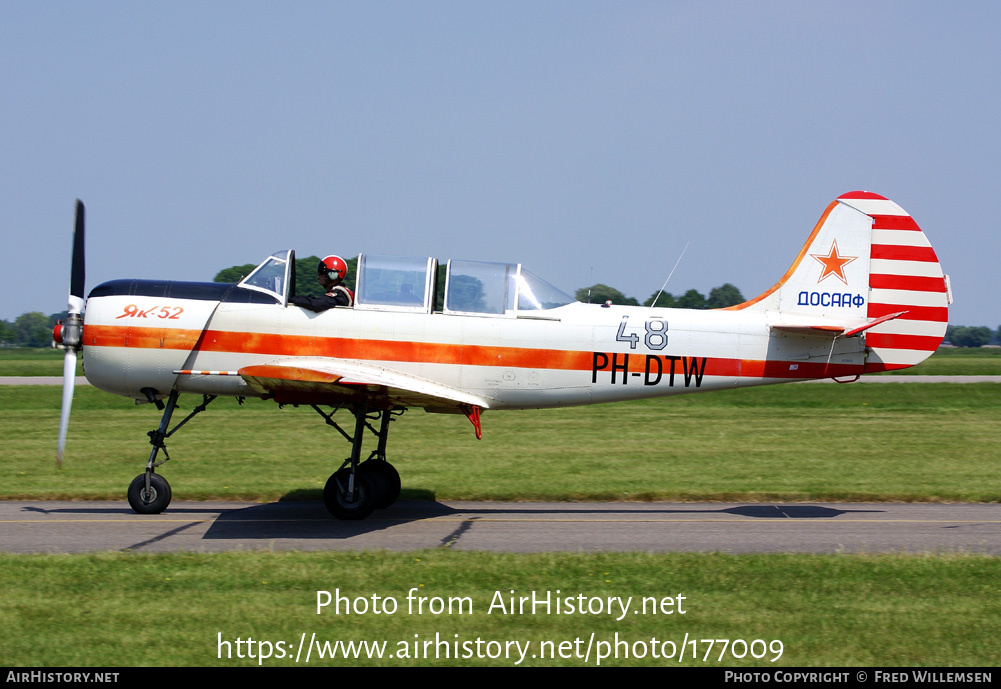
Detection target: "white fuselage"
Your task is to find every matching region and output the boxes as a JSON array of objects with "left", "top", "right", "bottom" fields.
[{"left": 80, "top": 287, "right": 865, "bottom": 410}]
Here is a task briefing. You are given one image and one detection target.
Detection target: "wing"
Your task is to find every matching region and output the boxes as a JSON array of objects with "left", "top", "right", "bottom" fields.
[{"left": 237, "top": 357, "right": 494, "bottom": 413}]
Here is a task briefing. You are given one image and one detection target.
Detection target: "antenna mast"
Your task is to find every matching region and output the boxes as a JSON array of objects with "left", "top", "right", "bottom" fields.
[{"left": 650, "top": 242, "right": 689, "bottom": 308}]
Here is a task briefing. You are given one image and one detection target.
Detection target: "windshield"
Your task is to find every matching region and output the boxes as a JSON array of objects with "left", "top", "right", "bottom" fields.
[{"left": 238, "top": 250, "right": 293, "bottom": 302}]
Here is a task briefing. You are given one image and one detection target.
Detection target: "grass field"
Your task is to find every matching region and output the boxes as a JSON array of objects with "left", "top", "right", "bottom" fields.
[
  {"left": 0, "top": 347, "right": 84, "bottom": 376},
  {"left": 3, "top": 383, "right": 998, "bottom": 502},
  {"left": 1, "top": 345, "right": 999, "bottom": 376},
  {"left": 2, "top": 366, "right": 998, "bottom": 667},
  {"left": 2, "top": 551, "right": 998, "bottom": 666}
]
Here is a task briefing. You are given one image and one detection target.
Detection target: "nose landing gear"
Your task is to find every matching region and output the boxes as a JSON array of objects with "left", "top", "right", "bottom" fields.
[{"left": 126, "top": 390, "right": 217, "bottom": 514}]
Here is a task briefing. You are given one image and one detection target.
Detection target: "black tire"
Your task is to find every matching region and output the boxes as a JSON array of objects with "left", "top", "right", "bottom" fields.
[
  {"left": 323, "top": 469, "right": 378, "bottom": 520},
  {"left": 127, "top": 473, "right": 172, "bottom": 514},
  {"left": 361, "top": 460, "right": 401, "bottom": 509}
]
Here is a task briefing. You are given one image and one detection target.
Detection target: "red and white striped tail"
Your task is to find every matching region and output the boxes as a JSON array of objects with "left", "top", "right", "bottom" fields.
[{"left": 836, "top": 192, "right": 950, "bottom": 371}]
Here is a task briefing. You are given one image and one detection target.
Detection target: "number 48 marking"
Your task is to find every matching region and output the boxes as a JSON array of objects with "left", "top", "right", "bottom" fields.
[{"left": 616, "top": 316, "right": 668, "bottom": 350}]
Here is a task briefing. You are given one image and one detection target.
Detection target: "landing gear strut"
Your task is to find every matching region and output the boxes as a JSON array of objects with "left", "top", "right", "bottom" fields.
[
  {"left": 311, "top": 400, "right": 403, "bottom": 519},
  {"left": 126, "top": 390, "right": 217, "bottom": 514}
]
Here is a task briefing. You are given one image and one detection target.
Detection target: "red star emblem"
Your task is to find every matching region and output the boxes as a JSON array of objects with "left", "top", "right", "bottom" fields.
[{"left": 810, "top": 239, "right": 858, "bottom": 285}]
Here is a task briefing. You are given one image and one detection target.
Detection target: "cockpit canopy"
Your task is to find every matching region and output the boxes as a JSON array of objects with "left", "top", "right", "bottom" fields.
[
  {"left": 238, "top": 251, "right": 577, "bottom": 315},
  {"left": 442, "top": 260, "right": 576, "bottom": 314},
  {"left": 355, "top": 255, "right": 436, "bottom": 313}
]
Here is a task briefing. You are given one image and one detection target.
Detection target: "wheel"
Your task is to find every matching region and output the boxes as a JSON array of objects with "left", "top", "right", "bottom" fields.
[
  {"left": 361, "top": 460, "right": 401, "bottom": 509},
  {"left": 127, "top": 473, "right": 172, "bottom": 514},
  {"left": 323, "top": 469, "right": 378, "bottom": 520}
]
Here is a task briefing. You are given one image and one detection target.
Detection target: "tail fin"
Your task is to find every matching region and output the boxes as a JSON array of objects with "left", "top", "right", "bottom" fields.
[{"left": 729, "top": 191, "right": 950, "bottom": 372}]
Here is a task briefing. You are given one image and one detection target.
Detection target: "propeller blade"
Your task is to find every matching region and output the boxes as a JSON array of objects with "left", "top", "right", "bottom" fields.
[
  {"left": 68, "top": 200, "right": 85, "bottom": 315},
  {"left": 57, "top": 349, "right": 77, "bottom": 468},
  {"left": 58, "top": 200, "right": 86, "bottom": 467}
]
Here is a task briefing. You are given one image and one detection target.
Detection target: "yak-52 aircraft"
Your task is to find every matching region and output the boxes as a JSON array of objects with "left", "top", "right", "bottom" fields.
[{"left": 54, "top": 192, "right": 951, "bottom": 519}]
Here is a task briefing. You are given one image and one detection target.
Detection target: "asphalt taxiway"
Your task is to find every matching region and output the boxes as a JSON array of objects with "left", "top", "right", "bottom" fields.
[{"left": 2, "top": 500, "right": 998, "bottom": 555}]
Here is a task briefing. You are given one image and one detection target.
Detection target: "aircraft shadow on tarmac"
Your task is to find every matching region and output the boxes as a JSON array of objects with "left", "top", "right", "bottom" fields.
[
  {"left": 197, "top": 501, "right": 886, "bottom": 540},
  {"left": 19, "top": 501, "right": 886, "bottom": 542}
]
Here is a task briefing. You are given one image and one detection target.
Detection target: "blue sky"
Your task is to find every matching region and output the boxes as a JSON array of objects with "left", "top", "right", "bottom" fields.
[{"left": 2, "top": 1, "right": 997, "bottom": 327}]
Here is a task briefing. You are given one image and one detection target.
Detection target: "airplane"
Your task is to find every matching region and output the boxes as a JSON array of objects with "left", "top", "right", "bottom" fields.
[{"left": 53, "top": 191, "right": 952, "bottom": 519}]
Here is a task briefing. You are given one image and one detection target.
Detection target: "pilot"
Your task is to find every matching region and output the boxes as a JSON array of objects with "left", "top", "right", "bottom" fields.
[{"left": 289, "top": 255, "right": 354, "bottom": 311}]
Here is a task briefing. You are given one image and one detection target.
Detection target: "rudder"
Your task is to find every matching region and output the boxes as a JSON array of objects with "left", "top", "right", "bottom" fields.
[{"left": 838, "top": 192, "right": 950, "bottom": 372}]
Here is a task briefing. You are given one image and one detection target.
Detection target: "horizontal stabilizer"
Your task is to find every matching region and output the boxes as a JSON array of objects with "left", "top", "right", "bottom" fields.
[
  {"left": 769, "top": 310, "right": 909, "bottom": 338},
  {"left": 842, "top": 311, "right": 908, "bottom": 338},
  {"left": 769, "top": 323, "right": 845, "bottom": 336}
]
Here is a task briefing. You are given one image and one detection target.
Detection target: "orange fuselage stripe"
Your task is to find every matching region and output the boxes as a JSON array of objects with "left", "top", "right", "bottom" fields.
[
  {"left": 85, "top": 325, "right": 595, "bottom": 370},
  {"left": 83, "top": 324, "right": 864, "bottom": 379}
]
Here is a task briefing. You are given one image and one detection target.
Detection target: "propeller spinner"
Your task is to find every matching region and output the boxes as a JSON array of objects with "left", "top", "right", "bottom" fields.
[{"left": 55, "top": 200, "right": 85, "bottom": 467}]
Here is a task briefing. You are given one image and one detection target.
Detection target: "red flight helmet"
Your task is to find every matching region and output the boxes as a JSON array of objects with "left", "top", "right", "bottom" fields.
[{"left": 318, "top": 255, "right": 348, "bottom": 282}]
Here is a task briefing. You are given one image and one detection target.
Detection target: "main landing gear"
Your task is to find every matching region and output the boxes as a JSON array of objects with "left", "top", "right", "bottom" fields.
[{"left": 310, "top": 399, "right": 404, "bottom": 520}]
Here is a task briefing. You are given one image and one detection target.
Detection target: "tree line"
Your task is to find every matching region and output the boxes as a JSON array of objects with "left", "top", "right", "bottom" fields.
[
  {"left": 574, "top": 282, "right": 745, "bottom": 309},
  {"left": 2, "top": 258, "right": 997, "bottom": 348},
  {"left": 946, "top": 326, "right": 997, "bottom": 348}
]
